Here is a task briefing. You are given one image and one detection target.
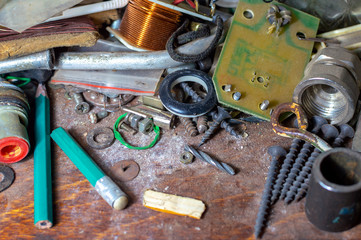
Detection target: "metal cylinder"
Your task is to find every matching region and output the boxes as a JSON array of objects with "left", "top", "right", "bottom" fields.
[
  {"left": 293, "top": 47, "right": 361, "bottom": 125},
  {"left": 0, "top": 79, "right": 30, "bottom": 163},
  {"left": 54, "top": 33, "right": 215, "bottom": 70},
  {"left": 0, "top": 50, "right": 54, "bottom": 74},
  {"left": 305, "top": 148, "right": 361, "bottom": 232}
]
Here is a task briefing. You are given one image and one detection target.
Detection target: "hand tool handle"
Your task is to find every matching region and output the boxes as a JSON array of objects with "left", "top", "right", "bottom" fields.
[{"left": 51, "top": 127, "right": 128, "bottom": 210}]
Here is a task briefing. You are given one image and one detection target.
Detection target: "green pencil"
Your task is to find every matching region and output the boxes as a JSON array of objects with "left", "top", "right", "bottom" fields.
[{"left": 34, "top": 83, "right": 53, "bottom": 229}]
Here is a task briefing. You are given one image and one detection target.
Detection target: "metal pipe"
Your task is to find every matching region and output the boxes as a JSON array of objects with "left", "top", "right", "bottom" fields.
[
  {"left": 305, "top": 148, "right": 361, "bottom": 232},
  {"left": 54, "top": 34, "right": 215, "bottom": 70},
  {"left": 0, "top": 33, "right": 215, "bottom": 73},
  {"left": 293, "top": 46, "right": 361, "bottom": 125},
  {"left": 0, "top": 50, "right": 54, "bottom": 74}
]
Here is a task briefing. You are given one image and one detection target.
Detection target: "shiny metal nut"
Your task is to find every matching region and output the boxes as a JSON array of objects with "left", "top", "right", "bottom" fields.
[
  {"left": 130, "top": 114, "right": 142, "bottom": 129},
  {"left": 138, "top": 118, "right": 153, "bottom": 135},
  {"left": 310, "top": 46, "right": 361, "bottom": 87},
  {"left": 293, "top": 46, "right": 361, "bottom": 125},
  {"left": 180, "top": 151, "right": 194, "bottom": 164}
]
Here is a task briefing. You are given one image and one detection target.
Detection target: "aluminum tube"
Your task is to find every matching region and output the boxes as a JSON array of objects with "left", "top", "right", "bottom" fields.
[
  {"left": 0, "top": 50, "right": 54, "bottom": 74},
  {"left": 54, "top": 34, "right": 215, "bottom": 70}
]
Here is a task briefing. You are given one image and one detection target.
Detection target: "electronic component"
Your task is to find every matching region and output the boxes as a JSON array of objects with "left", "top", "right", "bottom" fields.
[{"left": 212, "top": 0, "right": 319, "bottom": 120}]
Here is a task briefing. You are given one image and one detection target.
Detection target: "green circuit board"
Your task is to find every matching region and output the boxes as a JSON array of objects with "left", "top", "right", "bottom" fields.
[{"left": 213, "top": 0, "right": 319, "bottom": 120}]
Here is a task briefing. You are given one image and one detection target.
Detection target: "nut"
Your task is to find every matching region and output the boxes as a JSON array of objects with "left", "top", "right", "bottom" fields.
[
  {"left": 294, "top": 47, "right": 361, "bottom": 125},
  {"left": 180, "top": 152, "right": 194, "bottom": 164},
  {"left": 129, "top": 114, "right": 142, "bottom": 129},
  {"left": 138, "top": 118, "right": 153, "bottom": 135},
  {"left": 309, "top": 46, "right": 361, "bottom": 87}
]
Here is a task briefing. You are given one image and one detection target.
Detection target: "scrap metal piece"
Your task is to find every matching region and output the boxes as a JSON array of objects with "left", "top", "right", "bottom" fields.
[
  {"left": 0, "top": 165, "right": 15, "bottom": 192},
  {"left": 122, "top": 106, "right": 175, "bottom": 130},
  {"left": 305, "top": 148, "right": 361, "bottom": 232},
  {"left": 271, "top": 102, "right": 332, "bottom": 152},
  {"left": 112, "top": 160, "right": 140, "bottom": 182},
  {"left": 293, "top": 46, "right": 361, "bottom": 125},
  {"left": 86, "top": 127, "right": 114, "bottom": 149},
  {"left": 0, "top": 50, "right": 54, "bottom": 74},
  {"left": 83, "top": 91, "right": 135, "bottom": 112}
]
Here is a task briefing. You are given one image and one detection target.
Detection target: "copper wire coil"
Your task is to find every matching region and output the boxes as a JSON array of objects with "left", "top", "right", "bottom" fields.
[{"left": 119, "top": 0, "right": 182, "bottom": 51}]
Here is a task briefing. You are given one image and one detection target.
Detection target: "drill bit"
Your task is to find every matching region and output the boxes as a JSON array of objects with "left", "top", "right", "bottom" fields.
[
  {"left": 180, "top": 82, "right": 242, "bottom": 139},
  {"left": 199, "top": 106, "right": 231, "bottom": 146},
  {"left": 180, "top": 117, "right": 198, "bottom": 137},
  {"left": 184, "top": 145, "right": 235, "bottom": 175}
]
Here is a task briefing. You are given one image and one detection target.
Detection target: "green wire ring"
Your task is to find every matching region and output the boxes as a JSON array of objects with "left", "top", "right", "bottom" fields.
[
  {"left": 5, "top": 76, "right": 31, "bottom": 87},
  {"left": 113, "top": 113, "right": 160, "bottom": 150}
]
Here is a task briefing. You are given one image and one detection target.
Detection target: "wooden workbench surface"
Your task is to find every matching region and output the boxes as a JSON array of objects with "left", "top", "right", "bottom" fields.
[{"left": 1, "top": 87, "right": 361, "bottom": 240}]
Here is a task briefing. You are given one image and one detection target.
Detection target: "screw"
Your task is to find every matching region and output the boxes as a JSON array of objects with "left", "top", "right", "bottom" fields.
[
  {"left": 118, "top": 120, "right": 137, "bottom": 135},
  {"left": 283, "top": 116, "right": 327, "bottom": 204},
  {"left": 271, "top": 138, "right": 302, "bottom": 204},
  {"left": 259, "top": 100, "right": 270, "bottom": 111},
  {"left": 88, "top": 110, "right": 108, "bottom": 124},
  {"left": 255, "top": 146, "right": 286, "bottom": 238},
  {"left": 180, "top": 117, "right": 198, "bottom": 137},
  {"left": 180, "top": 151, "right": 194, "bottom": 164},
  {"left": 180, "top": 82, "right": 241, "bottom": 139},
  {"left": 333, "top": 124, "right": 354, "bottom": 147},
  {"left": 321, "top": 124, "right": 339, "bottom": 143},
  {"left": 233, "top": 92, "right": 242, "bottom": 101},
  {"left": 223, "top": 84, "right": 232, "bottom": 92},
  {"left": 199, "top": 106, "right": 231, "bottom": 146},
  {"left": 71, "top": 92, "right": 90, "bottom": 115},
  {"left": 197, "top": 116, "right": 208, "bottom": 134}
]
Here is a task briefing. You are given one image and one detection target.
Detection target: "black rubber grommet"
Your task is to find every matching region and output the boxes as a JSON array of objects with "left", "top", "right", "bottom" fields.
[
  {"left": 159, "top": 69, "right": 217, "bottom": 117},
  {"left": 86, "top": 127, "right": 114, "bottom": 149}
]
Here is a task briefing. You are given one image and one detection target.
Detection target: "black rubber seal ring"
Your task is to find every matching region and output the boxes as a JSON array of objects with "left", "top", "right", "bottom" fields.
[
  {"left": 86, "top": 127, "right": 115, "bottom": 149},
  {"left": 159, "top": 69, "right": 217, "bottom": 117}
]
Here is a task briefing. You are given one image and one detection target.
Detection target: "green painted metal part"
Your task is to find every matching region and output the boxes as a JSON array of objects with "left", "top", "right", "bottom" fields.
[
  {"left": 50, "top": 127, "right": 105, "bottom": 186},
  {"left": 34, "top": 88, "right": 52, "bottom": 226},
  {"left": 212, "top": 0, "right": 319, "bottom": 120}
]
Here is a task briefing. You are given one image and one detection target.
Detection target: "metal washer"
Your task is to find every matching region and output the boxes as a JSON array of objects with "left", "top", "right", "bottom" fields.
[
  {"left": 0, "top": 165, "right": 15, "bottom": 192},
  {"left": 112, "top": 160, "right": 140, "bottom": 182},
  {"left": 86, "top": 127, "right": 115, "bottom": 149}
]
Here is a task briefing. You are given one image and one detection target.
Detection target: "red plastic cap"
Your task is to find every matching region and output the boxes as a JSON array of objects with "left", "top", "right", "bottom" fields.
[{"left": 0, "top": 137, "right": 29, "bottom": 163}]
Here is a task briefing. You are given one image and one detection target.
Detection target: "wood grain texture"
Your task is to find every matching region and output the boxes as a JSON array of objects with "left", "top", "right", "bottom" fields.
[{"left": 1, "top": 87, "right": 361, "bottom": 239}]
